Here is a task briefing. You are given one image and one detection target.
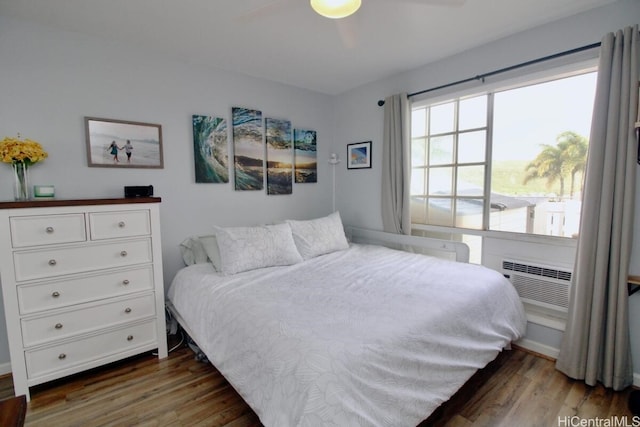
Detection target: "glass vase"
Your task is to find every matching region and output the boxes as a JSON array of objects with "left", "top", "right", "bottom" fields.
[{"left": 12, "top": 162, "right": 30, "bottom": 201}]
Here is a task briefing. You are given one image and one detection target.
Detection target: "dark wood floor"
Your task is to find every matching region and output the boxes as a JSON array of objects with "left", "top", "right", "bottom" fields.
[{"left": 0, "top": 340, "right": 634, "bottom": 426}]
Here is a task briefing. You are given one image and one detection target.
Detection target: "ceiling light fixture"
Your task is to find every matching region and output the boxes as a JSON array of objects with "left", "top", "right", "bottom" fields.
[{"left": 310, "top": 0, "right": 361, "bottom": 19}]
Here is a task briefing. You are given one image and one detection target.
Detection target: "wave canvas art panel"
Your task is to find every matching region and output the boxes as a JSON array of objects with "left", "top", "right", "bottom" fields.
[
  {"left": 294, "top": 129, "right": 317, "bottom": 183},
  {"left": 266, "top": 118, "right": 293, "bottom": 195},
  {"left": 233, "top": 107, "right": 264, "bottom": 191},
  {"left": 193, "top": 115, "right": 229, "bottom": 183}
]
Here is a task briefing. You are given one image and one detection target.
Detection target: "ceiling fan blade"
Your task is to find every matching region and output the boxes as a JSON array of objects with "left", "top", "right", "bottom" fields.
[
  {"left": 390, "top": 0, "right": 466, "bottom": 6},
  {"left": 236, "top": 0, "right": 299, "bottom": 22},
  {"left": 335, "top": 18, "right": 359, "bottom": 49}
]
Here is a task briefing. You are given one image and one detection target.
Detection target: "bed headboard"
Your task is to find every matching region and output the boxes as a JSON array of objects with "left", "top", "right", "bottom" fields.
[{"left": 345, "top": 226, "right": 470, "bottom": 263}]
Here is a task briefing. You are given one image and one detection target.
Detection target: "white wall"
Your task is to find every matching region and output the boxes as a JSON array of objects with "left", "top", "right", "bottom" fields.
[
  {"left": 330, "top": 0, "right": 640, "bottom": 378},
  {"left": 0, "top": 15, "right": 335, "bottom": 369}
]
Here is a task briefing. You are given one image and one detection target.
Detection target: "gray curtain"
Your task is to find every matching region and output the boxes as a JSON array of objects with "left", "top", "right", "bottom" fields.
[
  {"left": 556, "top": 25, "right": 639, "bottom": 391},
  {"left": 381, "top": 93, "right": 411, "bottom": 234}
]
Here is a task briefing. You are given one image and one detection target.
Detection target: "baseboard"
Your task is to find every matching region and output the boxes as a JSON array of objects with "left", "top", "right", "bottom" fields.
[
  {"left": 515, "top": 338, "right": 640, "bottom": 388},
  {"left": 0, "top": 361, "right": 11, "bottom": 376},
  {"left": 514, "top": 337, "right": 559, "bottom": 359}
]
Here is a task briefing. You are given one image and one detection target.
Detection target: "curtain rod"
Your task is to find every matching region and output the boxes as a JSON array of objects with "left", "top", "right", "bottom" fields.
[{"left": 376, "top": 41, "right": 602, "bottom": 107}]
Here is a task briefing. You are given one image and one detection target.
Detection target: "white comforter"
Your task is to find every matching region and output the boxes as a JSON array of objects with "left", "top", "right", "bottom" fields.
[{"left": 168, "top": 244, "right": 526, "bottom": 427}]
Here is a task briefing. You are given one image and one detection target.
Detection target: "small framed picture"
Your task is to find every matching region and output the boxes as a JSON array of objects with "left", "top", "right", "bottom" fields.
[
  {"left": 347, "top": 141, "right": 372, "bottom": 169},
  {"left": 85, "top": 117, "right": 164, "bottom": 168}
]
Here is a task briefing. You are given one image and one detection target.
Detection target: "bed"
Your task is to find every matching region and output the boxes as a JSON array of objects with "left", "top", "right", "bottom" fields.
[{"left": 167, "top": 213, "right": 526, "bottom": 426}]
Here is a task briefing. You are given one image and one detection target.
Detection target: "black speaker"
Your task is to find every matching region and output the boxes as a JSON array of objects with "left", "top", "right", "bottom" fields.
[{"left": 124, "top": 185, "right": 154, "bottom": 198}]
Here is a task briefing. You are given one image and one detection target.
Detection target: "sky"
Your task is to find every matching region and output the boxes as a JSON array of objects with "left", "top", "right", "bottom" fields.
[
  {"left": 89, "top": 120, "right": 160, "bottom": 143},
  {"left": 492, "top": 72, "right": 597, "bottom": 161}
]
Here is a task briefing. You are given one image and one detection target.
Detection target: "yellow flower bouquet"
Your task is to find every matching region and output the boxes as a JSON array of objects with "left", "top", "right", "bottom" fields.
[
  {"left": 0, "top": 134, "right": 48, "bottom": 201},
  {"left": 0, "top": 134, "right": 48, "bottom": 165}
]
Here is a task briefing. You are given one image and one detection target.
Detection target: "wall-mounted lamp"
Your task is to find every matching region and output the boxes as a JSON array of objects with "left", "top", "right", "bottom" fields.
[
  {"left": 329, "top": 153, "right": 340, "bottom": 211},
  {"left": 328, "top": 152, "right": 340, "bottom": 165}
]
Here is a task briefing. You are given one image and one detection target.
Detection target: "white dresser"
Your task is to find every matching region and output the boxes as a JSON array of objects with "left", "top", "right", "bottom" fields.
[{"left": 0, "top": 198, "right": 168, "bottom": 400}]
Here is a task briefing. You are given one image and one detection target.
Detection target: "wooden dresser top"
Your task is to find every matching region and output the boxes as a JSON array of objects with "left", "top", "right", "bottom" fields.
[{"left": 0, "top": 197, "right": 161, "bottom": 210}]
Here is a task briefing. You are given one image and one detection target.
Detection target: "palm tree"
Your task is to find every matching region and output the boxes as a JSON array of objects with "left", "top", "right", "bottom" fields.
[
  {"left": 523, "top": 144, "right": 565, "bottom": 197},
  {"left": 556, "top": 131, "right": 588, "bottom": 198},
  {"left": 523, "top": 131, "right": 589, "bottom": 199}
]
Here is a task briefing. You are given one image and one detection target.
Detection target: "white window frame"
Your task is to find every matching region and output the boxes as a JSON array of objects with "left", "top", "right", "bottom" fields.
[{"left": 410, "top": 56, "right": 598, "bottom": 245}]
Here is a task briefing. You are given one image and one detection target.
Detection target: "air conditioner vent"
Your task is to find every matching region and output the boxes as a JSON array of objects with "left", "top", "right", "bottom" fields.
[
  {"left": 528, "top": 265, "right": 542, "bottom": 276},
  {"left": 542, "top": 268, "right": 558, "bottom": 279},
  {"left": 558, "top": 270, "right": 572, "bottom": 281},
  {"left": 502, "top": 259, "right": 572, "bottom": 312},
  {"left": 503, "top": 260, "right": 572, "bottom": 282}
]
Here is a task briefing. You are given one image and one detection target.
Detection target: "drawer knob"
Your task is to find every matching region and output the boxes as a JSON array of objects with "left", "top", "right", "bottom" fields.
[
  {"left": 122, "top": 279, "right": 130, "bottom": 285},
  {"left": 120, "top": 251, "right": 128, "bottom": 257},
  {"left": 45, "top": 226, "right": 54, "bottom": 234},
  {"left": 127, "top": 335, "right": 134, "bottom": 341},
  {"left": 52, "top": 291, "right": 60, "bottom": 298},
  {"left": 55, "top": 323, "right": 63, "bottom": 329},
  {"left": 48, "top": 259, "right": 57, "bottom": 266},
  {"left": 124, "top": 307, "right": 132, "bottom": 313},
  {"left": 118, "top": 221, "right": 126, "bottom": 228},
  {"left": 58, "top": 353, "right": 66, "bottom": 360}
]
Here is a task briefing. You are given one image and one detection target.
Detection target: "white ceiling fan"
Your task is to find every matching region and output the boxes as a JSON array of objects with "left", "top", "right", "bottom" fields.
[
  {"left": 237, "top": 0, "right": 467, "bottom": 48},
  {"left": 313, "top": 0, "right": 468, "bottom": 18},
  {"left": 238, "top": 0, "right": 467, "bottom": 22}
]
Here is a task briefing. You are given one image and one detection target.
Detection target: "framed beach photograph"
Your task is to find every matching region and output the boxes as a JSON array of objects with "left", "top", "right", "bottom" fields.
[
  {"left": 347, "top": 141, "right": 372, "bottom": 169},
  {"left": 85, "top": 117, "right": 164, "bottom": 168}
]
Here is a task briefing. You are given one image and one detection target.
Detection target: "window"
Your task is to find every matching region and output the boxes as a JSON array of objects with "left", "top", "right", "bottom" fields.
[
  {"left": 411, "top": 69, "right": 597, "bottom": 239},
  {"left": 411, "top": 95, "right": 489, "bottom": 229}
]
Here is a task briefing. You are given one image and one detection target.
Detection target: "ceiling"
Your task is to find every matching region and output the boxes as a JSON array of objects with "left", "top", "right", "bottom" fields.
[{"left": 0, "top": 0, "right": 619, "bottom": 95}]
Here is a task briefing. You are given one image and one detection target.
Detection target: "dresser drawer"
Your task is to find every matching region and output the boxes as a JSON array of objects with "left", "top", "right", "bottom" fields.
[
  {"left": 25, "top": 320, "right": 157, "bottom": 379},
  {"left": 10, "top": 214, "right": 86, "bottom": 248},
  {"left": 21, "top": 294, "right": 156, "bottom": 347},
  {"left": 18, "top": 267, "right": 154, "bottom": 315},
  {"left": 14, "top": 239, "right": 152, "bottom": 282},
  {"left": 89, "top": 210, "right": 150, "bottom": 240}
]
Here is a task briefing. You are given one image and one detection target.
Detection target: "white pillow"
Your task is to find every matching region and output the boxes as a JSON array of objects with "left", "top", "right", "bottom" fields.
[
  {"left": 179, "top": 236, "right": 208, "bottom": 266},
  {"left": 179, "top": 235, "right": 222, "bottom": 270},
  {"left": 286, "top": 211, "right": 349, "bottom": 260},
  {"left": 214, "top": 223, "right": 303, "bottom": 275},
  {"left": 200, "top": 235, "right": 222, "bottom": 271}
]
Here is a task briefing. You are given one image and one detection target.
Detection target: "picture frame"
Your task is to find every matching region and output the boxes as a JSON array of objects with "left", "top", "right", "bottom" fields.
[
  {"left": 85, "top": 117, "right": 164, "bottom": 168},
  {"left": 347, "top": 141, "right": 372, "bottom": 169}
]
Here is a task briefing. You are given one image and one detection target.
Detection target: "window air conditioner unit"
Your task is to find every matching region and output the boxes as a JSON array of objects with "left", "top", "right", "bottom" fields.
[{"left": 502, "top": 259, "right": 571, "bottom": 312}]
